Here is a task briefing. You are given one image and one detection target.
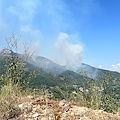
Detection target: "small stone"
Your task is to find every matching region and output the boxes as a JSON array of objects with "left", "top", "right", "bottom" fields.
[
  {"left": 32, "top": 113, "right": 40, "bottom": 118},
  {"left": 27, "top": 95, "right": 34, "bottom": 99},
  {"left": 59, "top": 99, "right": 67, "bottom": 106},
  {"left": 18, "top": 103, "right": 23, "bottom": 108}
]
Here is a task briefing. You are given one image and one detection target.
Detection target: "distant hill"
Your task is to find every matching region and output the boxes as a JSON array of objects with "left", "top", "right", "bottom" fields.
[
  {"left": 0, "top": 49, "right": 120, "bottom": 99},
  {"left": 27, "top": 56, "right": 66, "bottom": 75}
]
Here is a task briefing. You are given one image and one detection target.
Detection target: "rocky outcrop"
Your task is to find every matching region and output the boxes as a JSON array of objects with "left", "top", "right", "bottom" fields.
[{"left": 9, "top": 96, "right": 120, "bottom": 120}]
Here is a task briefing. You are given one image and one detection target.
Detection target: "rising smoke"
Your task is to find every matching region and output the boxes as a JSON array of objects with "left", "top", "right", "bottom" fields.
[{"left": 55, "top": 32, "right": 83, "bottom": 71}]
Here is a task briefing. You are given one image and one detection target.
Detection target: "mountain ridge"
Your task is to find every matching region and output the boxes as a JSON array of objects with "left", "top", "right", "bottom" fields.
[
  {"left": 0, "top": 49, "right": 120, "bottom": 115},
  {"left": 0, "top": 48, "right": 120, "bottom": 78}
]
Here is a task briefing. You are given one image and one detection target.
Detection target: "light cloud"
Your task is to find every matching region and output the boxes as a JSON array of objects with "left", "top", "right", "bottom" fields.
[
  {"left": 19, "top": 25, "right": 42, "bottom": 54},
  {"left": 31, "top": 40, "right": 41, "bottom": 55},
  {"left": 98, "top": 64, "right": 120, "bottom": 73},
  {"left": 0, "top": 1, "right": 8, "bottom": 49},
  {"left": 98, "top": 65, "right": 107, "bottom": 70},
  {"left": 99, "top": 65, "right": 102, "bottom": 69},
  {"left": 0, "top": 1, "right": 7, "bottom": 34},
  {"left": 111, "top": 63, "right": 120, "bottom": 72},
  {"left": 21, "top": 25, "right": 42, "bottom": 38},
  {"left": 8, "top": 0, "right": 38, "bottom": 23},
  {"left": 6, "top": 0, "right": 42, "bottom": 54},
  {"left": 21, "top": 25, "right": 42, "bottom": 39},
  {"left": 55, "top": 32, "right": 83, "bottom": 71}
]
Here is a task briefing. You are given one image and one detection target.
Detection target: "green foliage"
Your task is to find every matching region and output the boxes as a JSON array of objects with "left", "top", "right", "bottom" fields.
[
  {"left": 29, "top": 69, "right": 120, "bottom": 114},
  {"left": 98, "top": 72, "right": 120, "bottom": 113},
  {"left": 1, "top": 56, "right": 24, "bottom": 86},
  {"left": 0, "top": 35, "right": 39, "bottom": 119},
  {"left": 80, "top": 71, "right": 120, "bottom": 114}
]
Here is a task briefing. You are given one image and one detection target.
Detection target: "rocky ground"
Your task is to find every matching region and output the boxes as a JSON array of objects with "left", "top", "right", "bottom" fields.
[{"left": 1, "top": 96, "right": 120, "bottom": 120}]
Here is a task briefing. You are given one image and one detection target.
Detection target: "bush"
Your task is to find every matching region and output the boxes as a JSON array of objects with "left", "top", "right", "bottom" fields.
[{"left": 0, "top": 34, "right": 38, "bottom": 119}]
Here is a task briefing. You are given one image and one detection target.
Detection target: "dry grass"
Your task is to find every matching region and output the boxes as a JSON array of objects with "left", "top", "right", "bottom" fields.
[
  {"left": 0, "top": 84, "right": 31, "bottom": 119},
  {"left": 0, "top": 85, "right": 120, "bottom": 120},
  {"left": 0, "top": 93, "right": 20, "bottom": 119},
  {"left": 5, "top": 96, "right": 119, "bottom": 120}
]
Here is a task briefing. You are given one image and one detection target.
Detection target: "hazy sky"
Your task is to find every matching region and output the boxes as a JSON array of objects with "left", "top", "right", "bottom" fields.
[{"left": 0, "top": 0, "right": 120, "bottom": 72}]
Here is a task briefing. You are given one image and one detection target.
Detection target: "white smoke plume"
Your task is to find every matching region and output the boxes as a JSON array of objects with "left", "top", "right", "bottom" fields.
[{"left": 55, "top": 32, "right": 83, "bottom": 71}]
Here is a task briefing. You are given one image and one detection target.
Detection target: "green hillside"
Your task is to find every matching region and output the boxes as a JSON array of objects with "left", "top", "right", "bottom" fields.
[{"left": 0, "top": 49, "right": 120, "bottom": 113}]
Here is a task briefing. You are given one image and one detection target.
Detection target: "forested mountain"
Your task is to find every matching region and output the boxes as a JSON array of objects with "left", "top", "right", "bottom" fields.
[{"left": 0, "top": 49, "right": 120, "bottom": 101}]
